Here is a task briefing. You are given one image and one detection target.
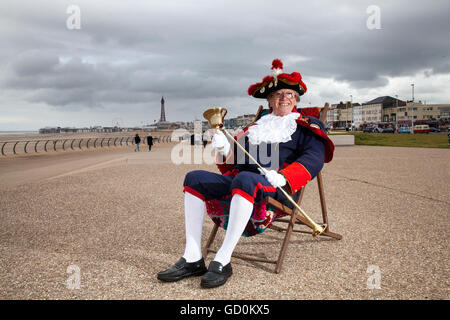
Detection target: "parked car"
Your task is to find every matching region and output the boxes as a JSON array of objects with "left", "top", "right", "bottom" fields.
[
  {"left": 398, "top": 127, "right": 411, "bottom": 134},
  {"left": 429, "top": 127, "right": 440, "bottom": 133},
  {"left": 413, "top": 124, "right": 430, "bottom": 134},
  {"left": 373, "top": 127, "right": 383, "bottom": 133},
  {"left": 382, "top": 127, "right": 394, "bottom": 133}
]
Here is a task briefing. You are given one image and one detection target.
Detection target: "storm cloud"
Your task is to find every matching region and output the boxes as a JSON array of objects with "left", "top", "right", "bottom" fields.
[{"left": 1, "top": 0, "right": 449, "bottom": 130}]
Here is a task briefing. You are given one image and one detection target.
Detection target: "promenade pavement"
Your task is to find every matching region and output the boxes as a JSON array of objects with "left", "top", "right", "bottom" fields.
[{"left": 0, "top": 143, "right": 448, "bottom": 299}]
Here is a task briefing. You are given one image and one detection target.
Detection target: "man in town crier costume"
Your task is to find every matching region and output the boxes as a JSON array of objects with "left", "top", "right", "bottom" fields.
[{"left": 158, "top": 59, "right": 334, "bottom": 288}]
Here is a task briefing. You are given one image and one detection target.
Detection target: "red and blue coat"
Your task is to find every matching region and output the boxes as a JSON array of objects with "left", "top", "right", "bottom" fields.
[{"left": 216, "top": 112, "right": 334, "bottom": 194}]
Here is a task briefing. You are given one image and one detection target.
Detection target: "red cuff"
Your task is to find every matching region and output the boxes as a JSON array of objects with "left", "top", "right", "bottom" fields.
[
  {"left": 232, "top": 188, "right": 255, "bottom": 204},
  {"left": 183, "top": 186, "right": 205, "bottom": 201},
  {"left": 232, "top": 183, "right": 277, "bottom": 204},
  {"left": 279, "top": 162, "right": 311, "bottom": 194}
]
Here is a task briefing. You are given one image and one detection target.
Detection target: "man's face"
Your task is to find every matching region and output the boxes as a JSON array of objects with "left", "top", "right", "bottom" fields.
[{"left": 267, "top": 89, "right": 297, "bottom": 116}]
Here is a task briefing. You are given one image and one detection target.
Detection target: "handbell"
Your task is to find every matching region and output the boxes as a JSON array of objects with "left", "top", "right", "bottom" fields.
[{"left": 203, "top": 107, "right": 227, "bottom": 129}]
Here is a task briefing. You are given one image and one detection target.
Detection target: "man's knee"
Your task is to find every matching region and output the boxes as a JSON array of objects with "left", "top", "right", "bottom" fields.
[
  {"left": 231, "top": 171, "right": 260, "bottom": 190},
  {"left": 234, "top": 171, "right": 259, "bottom": 181},
  {"left": 184, "top": 170, "right": 205, "bottom": 188}
]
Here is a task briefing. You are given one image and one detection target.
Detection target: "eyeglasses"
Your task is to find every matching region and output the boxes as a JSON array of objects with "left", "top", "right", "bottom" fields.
[{"left": 270, "top": 92, "right": 296, "bottom": 99}]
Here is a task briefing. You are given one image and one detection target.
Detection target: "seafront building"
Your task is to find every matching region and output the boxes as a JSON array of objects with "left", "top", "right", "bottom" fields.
[
  {"left": 39, "top": 126, "right": 124, "bottom": 134},
  {"left": 326, "top": 96, "right": 449, "bottom": 130}
]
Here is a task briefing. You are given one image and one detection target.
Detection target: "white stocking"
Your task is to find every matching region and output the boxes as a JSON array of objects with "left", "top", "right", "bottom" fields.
[
  {"left": 182, "top": 192, "right": 205, "bottom": 262},
  {"left": 214, "top": 194, "right": 253, "bottom": 266}
]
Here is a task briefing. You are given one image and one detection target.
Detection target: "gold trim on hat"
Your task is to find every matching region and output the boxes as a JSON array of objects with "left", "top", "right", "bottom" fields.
[{"left": 251, "top": 77, "right": 306, "bottom": 96}]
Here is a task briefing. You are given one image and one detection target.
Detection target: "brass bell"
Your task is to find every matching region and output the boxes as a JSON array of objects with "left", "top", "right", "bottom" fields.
[{"left": 203, "top": 107, "right": 228, "bottom": 129}]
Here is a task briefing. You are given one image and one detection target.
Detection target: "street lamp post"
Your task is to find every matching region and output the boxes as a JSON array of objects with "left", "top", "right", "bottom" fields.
[
  {"left": 350, "top": 95, "right": 353, "bottom": 130},
  {"left": 395, "top": 94, "right": 398, "bottom": 131},
  {"left": 411, "top": 84, "right": 415, "bottom": 134},
  {"left": 345, "top": 100, "right": 348, "bottom": 129}
]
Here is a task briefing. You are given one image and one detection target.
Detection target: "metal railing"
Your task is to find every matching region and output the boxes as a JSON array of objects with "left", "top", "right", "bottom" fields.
[{"left": 0, "top": 135, "right": 172, "bottom": 156}]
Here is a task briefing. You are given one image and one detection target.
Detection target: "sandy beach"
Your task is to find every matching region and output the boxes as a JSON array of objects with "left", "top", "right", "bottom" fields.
[{"left": 0, "top": 142, "right": 449, "bottom": 300}]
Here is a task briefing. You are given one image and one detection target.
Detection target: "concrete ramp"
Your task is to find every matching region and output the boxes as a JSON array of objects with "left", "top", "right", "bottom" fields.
[{"left": 329, "top": 134, "right": 355, "bottom": 146}]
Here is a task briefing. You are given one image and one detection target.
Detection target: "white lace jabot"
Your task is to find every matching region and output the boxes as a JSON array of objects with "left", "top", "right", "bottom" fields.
[{"left": 247, "top": 112, "right": 299, "bottom": 145}]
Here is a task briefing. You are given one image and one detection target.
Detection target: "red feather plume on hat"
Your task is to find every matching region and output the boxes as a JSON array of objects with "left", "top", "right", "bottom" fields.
[
  {"left": 278, "top": 72, "right": 305, "bottom": 86},
  {"left": 247, "top": 75, "right": 274, "bottom": 96},
  {"left": 248, "top": 59, "right": 307, "bottom": 98},
  {"left": 271, "top": 59, "right": 283, "bottom": 70}
]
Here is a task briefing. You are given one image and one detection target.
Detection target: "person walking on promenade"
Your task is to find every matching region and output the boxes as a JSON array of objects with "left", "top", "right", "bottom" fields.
[
  {"left": 147, "top": 134, "right": 153, "bottom": 152},
  {"left": 157, "top": 59, "right": 334, "bottom": 288},
  {"left": 202, "top": 130, "right": 209, "bottom": 148},
  {"left": 134, "top": 133, "right": 141, "bottom": 152}
]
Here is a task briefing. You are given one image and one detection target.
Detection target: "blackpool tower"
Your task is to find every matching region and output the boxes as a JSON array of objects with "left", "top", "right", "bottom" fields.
[{"left": 159, "top": 96, "right": 166, "bottom": 122}]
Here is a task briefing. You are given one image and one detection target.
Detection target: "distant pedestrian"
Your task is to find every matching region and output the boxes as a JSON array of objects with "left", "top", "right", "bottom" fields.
[
  {"left": 202, "top": 130, "right": 209, "bottom": 148},
  {"left": 134, "top": 134, "right": 141, "bottom": 152},
  {"left": 194, "top": 132, "right": 202, "bottom": 146},
  {"left": 147, "top": 134, "right": 153, "bottom": 152}
]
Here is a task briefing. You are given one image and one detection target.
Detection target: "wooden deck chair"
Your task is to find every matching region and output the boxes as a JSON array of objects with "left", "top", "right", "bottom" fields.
[{"left": 203, "top": 104, "right": 342, "bottom": 274}]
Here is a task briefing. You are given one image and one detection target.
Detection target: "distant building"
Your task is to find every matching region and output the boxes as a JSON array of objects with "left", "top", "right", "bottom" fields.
[
  {"left": 362, "top": 96, "right": 406, "bottom": 124},
  {"left": 352, "top": 103, "right": 363, "bottom": 128},
  {"left": 160, "top": 96, "right": 166, "bottom": 122},
  {"left": 142, "top": 124, "right": 158, "bottom": 131},
  {"left": 397, "top": 101, "right": 447, "bottom": 125},
  {"left": 156, "top": 121, "right": 171, "bottom": 130},
  {"left": 231, "top": 114, "right": 256, "bottom": 128},
  {"left": 326, "top": 104, "right": 339, "bottom": 128},
  {"left": 328, "top": 102, "right": 356, "bottom": 128},
  {"left": 39, "top": 126, "right": 122, "bottom": 134},
  {"left": 155, "top": 96, "right": 172, "bottom": 129},
  {"left": 439, "top": 105, "right": 450, "bottom": 120},
  {"left": 39, "top": 127, "right": 60, "bottom": 134}
]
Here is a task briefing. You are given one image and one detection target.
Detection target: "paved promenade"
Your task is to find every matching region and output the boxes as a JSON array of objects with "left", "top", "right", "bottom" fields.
[{"left": 0, "top": 143, "right": 448, "bottom": 299}]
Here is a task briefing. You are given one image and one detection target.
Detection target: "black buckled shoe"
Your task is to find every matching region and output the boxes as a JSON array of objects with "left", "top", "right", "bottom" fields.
[
  {"left": 200, "top": 261, "right": 233, "bottom": 288},
  {"left": 157, "top": 257, "right": 207, "bottom": 282}
]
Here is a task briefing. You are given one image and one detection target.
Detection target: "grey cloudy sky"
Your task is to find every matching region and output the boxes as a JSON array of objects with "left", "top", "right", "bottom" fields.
[{"left": 1, "top": 0, "right": 449, "bottom": 130}]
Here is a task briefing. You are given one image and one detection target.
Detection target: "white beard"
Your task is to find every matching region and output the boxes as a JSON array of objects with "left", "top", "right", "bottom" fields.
[{"left": 247, "top": 112, "right": 299, "bottom": 145}]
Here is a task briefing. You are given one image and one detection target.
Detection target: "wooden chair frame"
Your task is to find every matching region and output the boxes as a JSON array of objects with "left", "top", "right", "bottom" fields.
[{"left": 202, "top": 104, "right": 342, "bottom": 273}]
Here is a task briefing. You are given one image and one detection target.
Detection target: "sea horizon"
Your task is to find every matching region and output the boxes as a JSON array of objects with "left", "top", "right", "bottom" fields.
[{"left": 0, "top": 130, "right": 39, "bottom": 135}]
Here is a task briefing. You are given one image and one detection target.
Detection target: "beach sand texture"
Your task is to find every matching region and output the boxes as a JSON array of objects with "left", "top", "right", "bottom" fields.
[{"left": 0, "top": 142, "right": 449, "bottom": 299}]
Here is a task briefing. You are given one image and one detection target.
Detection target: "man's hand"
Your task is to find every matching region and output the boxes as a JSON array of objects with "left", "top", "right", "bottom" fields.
[
  {"left": 211, "top": 130, "right": 230, "bottom": 156},
  {"left": 258, "top": 168, "right": 286, "bottom": 188}
]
